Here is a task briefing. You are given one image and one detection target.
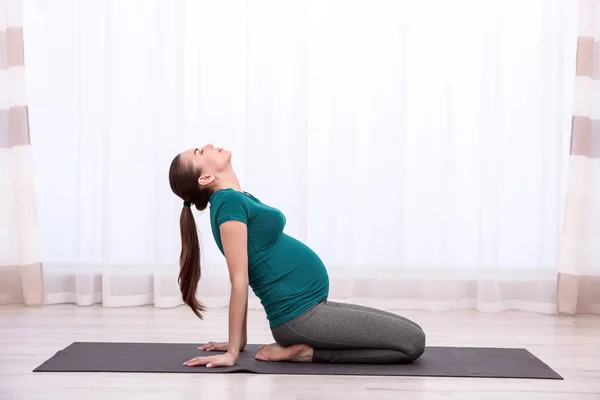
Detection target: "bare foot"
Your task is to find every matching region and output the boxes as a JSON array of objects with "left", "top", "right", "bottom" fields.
[{"left": 255, "top": 343, "right": 313, "bottom": 363}]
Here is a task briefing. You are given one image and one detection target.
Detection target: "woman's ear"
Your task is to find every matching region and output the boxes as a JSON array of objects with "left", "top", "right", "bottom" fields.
[{"left": 198, "top": 174, "right": 215, "bottom": 187}]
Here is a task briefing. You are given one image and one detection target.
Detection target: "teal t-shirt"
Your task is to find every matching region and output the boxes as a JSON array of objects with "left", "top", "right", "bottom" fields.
[{"left": 208, "top": 188, "right": 329, "bottom": 328}]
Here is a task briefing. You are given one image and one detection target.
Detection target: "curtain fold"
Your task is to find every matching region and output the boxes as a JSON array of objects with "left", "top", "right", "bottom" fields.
[
  {"left": 20, "top": 0, "right": 578, "bottom": 313},
  {"left": 0, "top": 0, "right": 44, "bottom": 305},
  {"left": 556, "top": 0, "right": 600, "bottom": 315}
]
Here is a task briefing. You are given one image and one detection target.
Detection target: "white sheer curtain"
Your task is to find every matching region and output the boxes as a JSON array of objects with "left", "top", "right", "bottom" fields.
[{"left": 22, "top": 0, "right": 578, "bottom": 313}]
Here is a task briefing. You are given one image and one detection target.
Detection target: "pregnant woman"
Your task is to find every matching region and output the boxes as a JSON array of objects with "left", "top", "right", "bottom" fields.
[{"left": 169, "top": 144, "right": 426, "bottom": 368}]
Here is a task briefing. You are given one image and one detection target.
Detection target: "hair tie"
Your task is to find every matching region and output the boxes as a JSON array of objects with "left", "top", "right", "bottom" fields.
[{"left": 183, "top": 201, "right": 192, "bottom": 207}]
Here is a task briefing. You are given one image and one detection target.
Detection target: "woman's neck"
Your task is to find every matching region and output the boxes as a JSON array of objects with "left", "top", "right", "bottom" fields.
[{"left": 215, "top": 167, "right": 242, "bottom": 192}]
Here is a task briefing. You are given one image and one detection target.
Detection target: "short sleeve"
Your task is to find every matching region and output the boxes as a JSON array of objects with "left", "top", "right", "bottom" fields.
[{"left": 213, "top": 191, "right": 249, "bottom": 226}]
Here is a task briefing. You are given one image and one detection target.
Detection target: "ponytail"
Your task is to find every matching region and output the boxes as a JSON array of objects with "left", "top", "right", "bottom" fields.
[
  {"left": 178, "top": 205, "right": 205, "bottom": 319},
  {"left": 169, "top": 152, "right": 212, "bottom": 318}
]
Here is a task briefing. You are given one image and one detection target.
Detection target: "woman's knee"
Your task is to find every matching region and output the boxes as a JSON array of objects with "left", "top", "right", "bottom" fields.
[{"left": 406, "top": 327, "right": 426, "bottom": 361}]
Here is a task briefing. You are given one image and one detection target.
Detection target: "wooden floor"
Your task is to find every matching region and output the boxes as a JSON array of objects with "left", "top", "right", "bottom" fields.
[{"left": 1, "top": 304, "right": 599, "bottom": 400}]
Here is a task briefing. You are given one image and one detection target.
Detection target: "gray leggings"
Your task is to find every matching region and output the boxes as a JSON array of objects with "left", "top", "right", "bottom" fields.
[{"left": 271, "top": 300, "right": 426, "bottom": 364}]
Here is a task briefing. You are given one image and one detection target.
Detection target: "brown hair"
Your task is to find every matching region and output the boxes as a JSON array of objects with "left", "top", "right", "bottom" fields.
[{"left": 168, "top": 154, "right": 213, "bottom": 319}]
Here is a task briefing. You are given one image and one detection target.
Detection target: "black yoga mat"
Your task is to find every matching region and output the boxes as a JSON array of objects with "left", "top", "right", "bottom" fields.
[{"left": 33, "top": 342, "right": 562, "bottom": 379}]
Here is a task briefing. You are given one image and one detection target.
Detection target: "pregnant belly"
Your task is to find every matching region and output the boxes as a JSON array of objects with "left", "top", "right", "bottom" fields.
[{"left": 249, "top": 234, "right": 329, "bottom": 297}]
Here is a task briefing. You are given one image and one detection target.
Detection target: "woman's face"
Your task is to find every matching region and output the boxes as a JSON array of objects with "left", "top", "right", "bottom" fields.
[{"left": 180, "top": 144, "right": 232, "bottom": 177}]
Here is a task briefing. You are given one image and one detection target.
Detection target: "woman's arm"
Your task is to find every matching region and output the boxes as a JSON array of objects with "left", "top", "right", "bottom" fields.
[
  {"left": 220, "top": 220, "right": 249, "bottom": 359},
  {"left": 241, "top": 294, "right": 248, "bottom": 350},
  {"left": 198, "top": 296, "right": 247, "bottom": 352}
]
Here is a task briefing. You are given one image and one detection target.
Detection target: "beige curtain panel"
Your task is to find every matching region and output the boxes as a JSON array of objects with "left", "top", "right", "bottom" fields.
[
  {"left": 556, "top": 0, "right": 600, "bottom": 315},
  {"left": 0, "top": 0, "right": 44, "bottom": 305}
]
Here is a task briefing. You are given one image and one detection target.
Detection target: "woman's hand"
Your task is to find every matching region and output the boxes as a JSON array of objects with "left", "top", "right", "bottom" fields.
[
  {"left": 183, "top": 351, "right": 237, "bottom": 368},
  {"left": 198, "top": 341, "right": 229, "bottom": 352}
]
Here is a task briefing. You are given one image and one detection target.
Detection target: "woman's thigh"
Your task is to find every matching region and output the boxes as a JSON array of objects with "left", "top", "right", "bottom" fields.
[{"left": 272, "top": 301, "right": 426, "bottom": 357}]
